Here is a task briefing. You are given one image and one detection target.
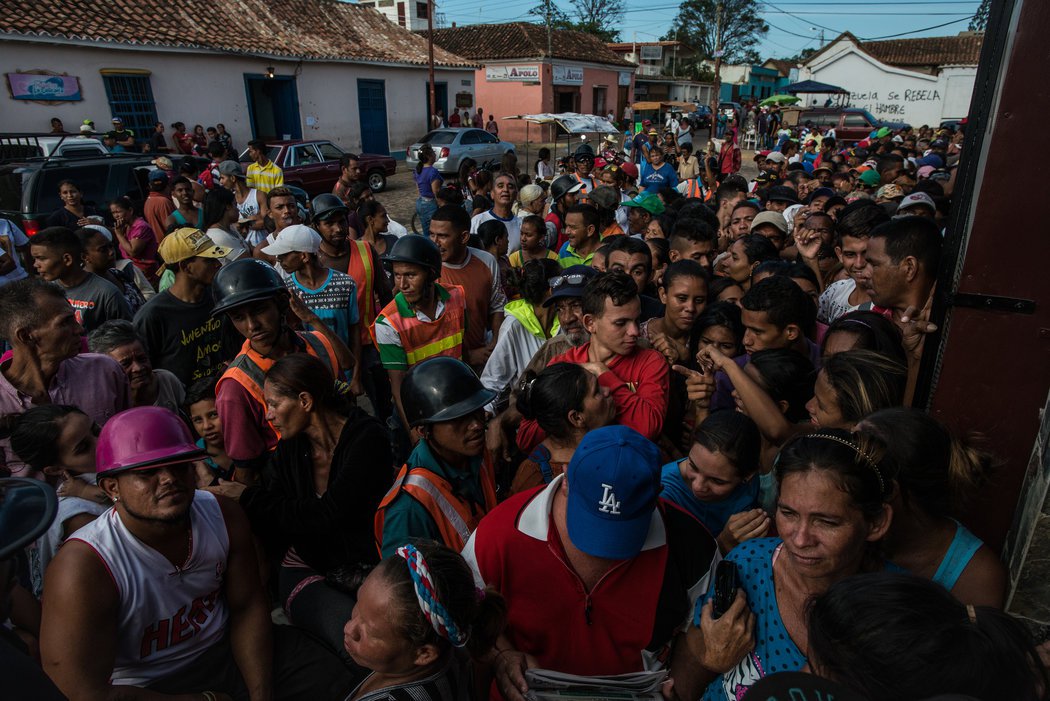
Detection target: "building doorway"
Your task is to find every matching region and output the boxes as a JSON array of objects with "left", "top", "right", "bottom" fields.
[
  {"left": 357, "top": 79, "right": 390, "bottom": 155},
  {"left": 244, "top": 75, "right": 302, "bottom": 140},
  {"left": 424, "top": 81, "right": 448, "bottom": 129},
  {"left": 555, "top": 88, "right": 579, "bottom": 113},
  {"left": 593, "top": 87, "right": 607, "bottom": 117}
]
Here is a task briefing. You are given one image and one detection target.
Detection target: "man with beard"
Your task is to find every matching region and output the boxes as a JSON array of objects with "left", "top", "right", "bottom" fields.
[
  {"left": 40, "top": 406, "right": 352, "bottom": 700},
  {"left": 0, "top": 279, "right": 129, "bottom": 477}
]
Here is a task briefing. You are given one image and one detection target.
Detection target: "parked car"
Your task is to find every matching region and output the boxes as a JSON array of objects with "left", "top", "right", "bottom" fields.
[
  {"left": 686, "top": 105, "right": 712, "bottom": 129},
  {"left": 719, "top": 102, "right": 743, "bottom": 122},
  {"left": 238, "top": 140, "right": 396, "bottom": 195},
  {"left": 405, "top": 128, "right": 515, "bottom": 175},
  {"left": 795, "top": 107, "right": 909, "bottom": 145},
  {"left": 0, "top": 152, "right": 165, "bottom": 237},
  {"left": 0, "top": 134, "right": 109, "bottom": 161}
]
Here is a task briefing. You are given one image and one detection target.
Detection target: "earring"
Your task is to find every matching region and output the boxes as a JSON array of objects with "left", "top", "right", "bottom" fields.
[{"left": 112, "top": 496, "right": 119, "bottom": 503}]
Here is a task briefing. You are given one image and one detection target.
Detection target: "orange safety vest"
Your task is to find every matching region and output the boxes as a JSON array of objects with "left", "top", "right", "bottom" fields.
[
  {"left": 573, "top": 173, "right": 594, "bottom": 202},
  {"left": 216, "top": 331, "right": 339, "bottom": 436},
  {"left": 373, "top": 454, "right": 498, "bottom": 554},
  {"left": 370, "top": 283, "right": 467, "bottom": 367},
  {"left": 682, "top": 179, "right": 704, "bottom": 198},
  {"left": 346, "top": 239, "right": 377, "bottom": 345}
]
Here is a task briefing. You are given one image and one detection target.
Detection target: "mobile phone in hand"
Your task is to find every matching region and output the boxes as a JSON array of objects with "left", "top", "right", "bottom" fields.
[{"left": 712, "top": 560, "right": 738, "bottom": 619}]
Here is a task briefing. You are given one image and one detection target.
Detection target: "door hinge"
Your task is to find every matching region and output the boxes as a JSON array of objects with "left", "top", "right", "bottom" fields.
[{"left": 950, "top": 292, "right": 1036, "bottom": 314}]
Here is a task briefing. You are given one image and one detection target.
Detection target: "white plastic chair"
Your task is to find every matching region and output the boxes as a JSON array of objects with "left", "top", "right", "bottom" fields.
[{"left": 742, "top": 128, "right": 757, "bottom": 150}]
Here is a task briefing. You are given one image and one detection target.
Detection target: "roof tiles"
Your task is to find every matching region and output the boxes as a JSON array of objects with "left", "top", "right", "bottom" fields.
[
  {"left": 0, "top": 0, "right": 476, "bottom": 67},
  {"left": 860, "top": 34, "right": 984, "bottom": 67},
  {"left": 425, "top": 22, "right": 633, "bottom": 67}
]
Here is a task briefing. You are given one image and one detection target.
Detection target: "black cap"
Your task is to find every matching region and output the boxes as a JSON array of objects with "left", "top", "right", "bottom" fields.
[
  {"left": 805, "top": 187, "right": 836, "bottom": 204},
  {"left": 400, "top": 357, "right": 496, "bottom": 426},
  {"left": 383, "top": 235, "right": 442, "bottom": 275},
  {"left": 766, "top": 185, "right": 799, "bottom": 204},
  {"left": 543, "top": 265, "right": 597, "bottom": 307},
  {"left": 211, "top": 259, "right": 287, "bottom": 316}
]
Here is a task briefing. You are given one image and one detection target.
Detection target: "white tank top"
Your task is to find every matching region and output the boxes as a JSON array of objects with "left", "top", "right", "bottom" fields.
[
  {"left": 237, "top": 188, "right": 260, "bottom": 218},
  {"left": 70, "top": 490, "right": 230, "bottom": 686}
]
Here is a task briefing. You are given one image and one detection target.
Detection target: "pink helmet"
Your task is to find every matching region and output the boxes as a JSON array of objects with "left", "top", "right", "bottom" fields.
[{"left": 96, "top": 407, "right": 206, "bottom": 475}]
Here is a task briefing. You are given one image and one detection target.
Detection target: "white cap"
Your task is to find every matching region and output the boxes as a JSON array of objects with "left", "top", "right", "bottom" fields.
[
  {"left": 897, "top": 191, "right": 936, "bottom": 214},
  {"left": 261, "top": 225, "right": 321, "bottom": 256},
  {"left": 765, "top": 151, "right": 786, "bottom": 164}
]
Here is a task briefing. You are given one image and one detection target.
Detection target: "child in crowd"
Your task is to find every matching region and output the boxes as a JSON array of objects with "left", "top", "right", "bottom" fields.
[{"left": 185, "top": 375, "right": 234, "bottom": 484}]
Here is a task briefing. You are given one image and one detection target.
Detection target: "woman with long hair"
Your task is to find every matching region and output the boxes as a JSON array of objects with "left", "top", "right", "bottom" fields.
[
  {"left": 207, "top": 354, "right": 393, "bottom": 662},
  {"left": 857, "top": 408, "right": 1005, "bottom": 607},
  {"left": 46, "top": 179, "right": 102, "bottom": 229},
  {"left": 511, "top": 362, "right": 616, "bottom": 494},
  {"left": 413, "top": 145, "right": 443, "bottom": 237},
  {"left": 677, "top": 429, "right": 896, "bottom": 700}
]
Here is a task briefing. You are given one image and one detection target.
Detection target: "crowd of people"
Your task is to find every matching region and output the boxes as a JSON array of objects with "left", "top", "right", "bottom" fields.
[{"left": 0, "top": 112, "right": 1045, "bottom": 701}]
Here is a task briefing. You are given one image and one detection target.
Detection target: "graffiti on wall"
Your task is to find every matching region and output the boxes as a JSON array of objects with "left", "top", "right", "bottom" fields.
[{"left": 849, "top": 88, "right": 942, "bottom": 119}]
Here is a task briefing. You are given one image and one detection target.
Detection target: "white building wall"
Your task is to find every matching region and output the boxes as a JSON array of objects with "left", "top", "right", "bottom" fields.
[
  {"left": 0, "top": 40, "right": 472, "bottom": 154},
  {"left": 801, "top": 42, "right": 976, "bottom": 126}
]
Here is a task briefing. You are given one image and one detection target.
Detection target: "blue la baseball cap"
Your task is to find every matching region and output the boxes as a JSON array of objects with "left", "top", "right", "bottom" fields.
[{"left": 566, "top": 425, "right": 662, "bottom": 560}]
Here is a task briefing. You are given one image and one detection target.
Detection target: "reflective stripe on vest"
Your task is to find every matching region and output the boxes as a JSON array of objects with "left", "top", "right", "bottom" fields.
[
  {"left": 375, "top": 284, "right": 466, "bottom": 367},
  {"left": 348, "top": 240, "right": 376, "bottom": 344},
  {"left": 684, "top": 179, "right": 703, "bottom": 198},
  {"left": 216, "top": 331, "right": 339, "bottom": 436},
  {"left": 374, "top": 459, "right": 497, "bottom": 555}
]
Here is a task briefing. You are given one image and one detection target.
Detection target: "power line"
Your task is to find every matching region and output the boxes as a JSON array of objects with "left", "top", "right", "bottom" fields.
[
  {"left": 862, "top": 16, "right": 973, "bottom": 40},
  {"left": 767, "top": 10, "right": 976, "bottom": 15}
]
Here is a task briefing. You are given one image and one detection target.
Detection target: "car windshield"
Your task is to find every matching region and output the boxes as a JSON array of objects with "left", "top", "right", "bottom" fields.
[
  {"left": 238, "top": 147, "right": 281, "bottom": 162},
  {"left": 421, "top": 131, "right": 456, "bottom": 145},
  {"left": 860, "top": 109, "right": 879, "bottom": 124}
]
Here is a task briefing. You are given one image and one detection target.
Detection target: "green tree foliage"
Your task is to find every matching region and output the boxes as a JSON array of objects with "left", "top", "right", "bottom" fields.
[
  {"left": 969, "top": 0, "right": 990, "bottom": 31},
  {"left": 528, "top": 0, "right": 624, "bottom": 42},
  {"left": 664, "top": 0, "right": 769, "bottom": 64}
]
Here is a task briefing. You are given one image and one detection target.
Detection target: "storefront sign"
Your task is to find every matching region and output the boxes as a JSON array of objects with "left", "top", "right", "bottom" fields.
[
  {"left": 618, "top": 71, "right": 632, "bottom": 86},
  {"left": 486, "top": 65, "right": 540, "bottom": 82},
  {"left": 553, "top": 65, "right": 584, "bottom": 86},
  {"left": 6, "top": 73, "right": 81, "bottom": 101}
]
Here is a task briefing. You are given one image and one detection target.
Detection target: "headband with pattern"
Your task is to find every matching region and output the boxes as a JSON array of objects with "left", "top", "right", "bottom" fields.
[
  {"left": 395, "top": 544, "right": 469, "bottom": 648},
  {"left": 806, "top": 433, "right": 886, "bottom": 494}
]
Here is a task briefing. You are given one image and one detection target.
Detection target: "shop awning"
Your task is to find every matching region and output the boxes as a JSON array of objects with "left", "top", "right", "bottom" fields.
[
  {"left": 501, "top": 113, "right": 619, "bottom": 134},
  {"left": 631, "top": 101, "right": 696, "bottom": 112}
]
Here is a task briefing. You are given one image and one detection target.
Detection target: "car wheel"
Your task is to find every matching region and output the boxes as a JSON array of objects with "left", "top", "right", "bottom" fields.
[{"left": 367, "top": 170, "right": 386, "bottom": 192}]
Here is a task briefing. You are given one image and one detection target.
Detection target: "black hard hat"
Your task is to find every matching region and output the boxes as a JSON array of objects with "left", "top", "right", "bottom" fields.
[
  {"left": 0, "top": 478, "right": 57, "bottom": 560},
  {"left": 383, "top": 234, "right": 442, "bottom": 275},
  {"left": 211, "top": 258, "right": 287, "bottom": 316},
  {"left": 574, "top": 143, "right": 595, "bottom": 160},
  {"left": 550, "top": 174, "right": 584, "bottom": 202},
  {"left": 400, "top": 357, "right": 496, "bottom": 427},
  {"left": 311, "top": 193, "right": 348, "bottom": 222}
]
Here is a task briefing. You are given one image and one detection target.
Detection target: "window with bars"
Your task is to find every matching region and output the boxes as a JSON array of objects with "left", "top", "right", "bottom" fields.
[{"left": 101, "top": 74, "right": 159, "bottom": 143}]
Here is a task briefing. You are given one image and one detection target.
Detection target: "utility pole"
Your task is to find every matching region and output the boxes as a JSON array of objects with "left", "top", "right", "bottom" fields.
[
  {"left": 545, "top": 0, "right": 553, "bottom": 58},
  {"left": 427, "top": 0, "right": 436, "bottom": 130},
  {"left": 710, "top": 0, "right": 722, "bottom": 140}
]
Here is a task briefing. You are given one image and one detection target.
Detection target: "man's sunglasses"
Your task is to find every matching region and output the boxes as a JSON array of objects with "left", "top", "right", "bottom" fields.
[{"left": 550, "top": 273, "right": 589, "bottom": 289}]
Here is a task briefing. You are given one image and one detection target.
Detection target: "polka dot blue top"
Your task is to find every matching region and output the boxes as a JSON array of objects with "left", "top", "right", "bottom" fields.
[{"left": 693, "top": 538, "right": 806, "bottom": 701}]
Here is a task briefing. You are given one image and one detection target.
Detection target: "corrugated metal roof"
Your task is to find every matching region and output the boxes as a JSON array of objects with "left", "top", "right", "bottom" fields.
[{"left": 0, "top": 0, "right": 477, "bottom": 67}]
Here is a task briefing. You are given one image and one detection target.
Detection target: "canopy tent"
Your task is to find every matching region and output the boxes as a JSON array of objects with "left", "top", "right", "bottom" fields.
[
  {"left": 760, "top": 94, "right": 801, "bottom": 107},
  {"left": 501, "top": 113, "right": 620, "bottom": 173},
  {"left": 781, "top": 80, "right": 849, "bottom": 95},
  {"left": 501, "top": 112, "right": 618, "bottom": 134}
]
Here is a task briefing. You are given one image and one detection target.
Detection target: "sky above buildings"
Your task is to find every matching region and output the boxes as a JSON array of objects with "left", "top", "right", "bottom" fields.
[{"left": 435, "top": 0, "right": 983, "bottom": 58}]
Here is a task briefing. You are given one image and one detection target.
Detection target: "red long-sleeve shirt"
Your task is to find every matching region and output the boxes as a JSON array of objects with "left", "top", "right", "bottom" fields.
[{"left": 516, "top": 342, "right": 670, "bottom": 452}]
